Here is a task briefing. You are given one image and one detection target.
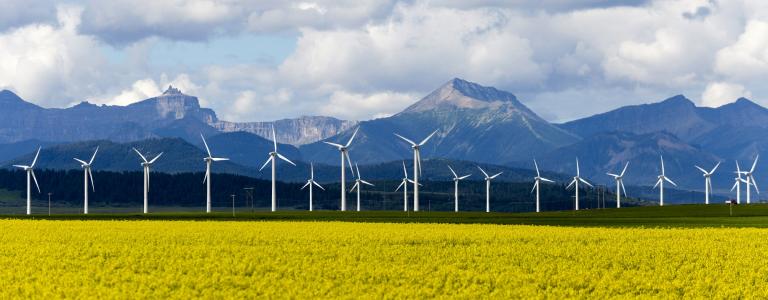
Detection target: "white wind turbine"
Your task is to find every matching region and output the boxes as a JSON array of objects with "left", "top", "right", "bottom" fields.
[
  {"left": 531, "top": 160, "right": 554, "bottom": 213},
  {"left": 395, "top": 161, "right": 417, "bottom": 211},
  {"left": 448, "top": 165, "right": 471, "bottom": 212},
  {"left": 477, "top": 166, "right": 502, "bottom": 213},
  {"left": 694, "top": 161, "right": 720, "bottom": 205},
  {"left": 260, "top": 125, "right": 296, "bottom": 212},
  {"left": 73, "top": 147, "right": 98, "bottom": 214},
  {"left": 566, "top": 158, "right": 593, "bottom": 211},
  {"left": 653, "top": 156, "right": 677, "bottom": 206},
  {"left": 739, "top": 156, "right": 759, "bottom": 204},
  {"left": 394, "top": 130, "right": 438, "bottom": 212},
  {"left": 731, "top": 161, "right": 747, "bottom": 204},
  {"left": 301, "top": 163, "right": 324, "bottom": 211},
  {"left": 13, "top": 147, "right": 41, "bottom": 215},
  {"left": 349, "top": 163, "right": 374, "bottom": 212},
  {"left": 133, "top": 148, "right": 163, "bottom": 214},
  {"left": 201, "top": 134, "right": 229, "bottom": 213},
  {"left": 324, "top": 127, "right": 358, "bottom": 211},
  {"left": 607, "top": 162, "right": 629, "bottom": 208}
]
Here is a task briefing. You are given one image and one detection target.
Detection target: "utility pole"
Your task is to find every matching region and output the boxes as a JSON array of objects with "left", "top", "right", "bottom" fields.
[
  {"left": 243, "top": 187, "right": 254, "bottom": 213},
  {"left": 47, "top": 192, "right": 52, "bottom": 216},
  {"left": 231, "top": 194, "right": 236, "bottom": 217}
]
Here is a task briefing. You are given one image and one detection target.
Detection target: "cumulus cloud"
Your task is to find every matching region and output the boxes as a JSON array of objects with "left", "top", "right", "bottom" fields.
[{"left": 701, "top": 82, "right": 752, "bottom": 107}]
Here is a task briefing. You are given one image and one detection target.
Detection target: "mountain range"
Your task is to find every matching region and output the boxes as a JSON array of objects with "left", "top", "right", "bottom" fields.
[{"left": 1, "top": 78, "right": 767, "bottom": 200}]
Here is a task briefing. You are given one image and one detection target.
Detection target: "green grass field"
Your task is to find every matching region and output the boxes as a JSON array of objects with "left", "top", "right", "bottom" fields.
[{"left": 3, "top": 203, "right": 767, "bottom": 227}]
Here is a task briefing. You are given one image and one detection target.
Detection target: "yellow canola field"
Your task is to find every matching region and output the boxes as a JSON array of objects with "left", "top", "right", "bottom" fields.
[{"left": 0, "top": 220, "right": 766, "bottom": 298}]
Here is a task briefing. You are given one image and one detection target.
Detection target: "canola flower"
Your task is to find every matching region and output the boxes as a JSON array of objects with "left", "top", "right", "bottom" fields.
[{"left": 0, "top": 220, "right": 766, "bottom": 298}]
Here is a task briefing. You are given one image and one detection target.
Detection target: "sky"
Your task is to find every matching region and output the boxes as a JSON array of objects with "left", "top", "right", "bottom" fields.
[{"left": 0, "top": 0, "right": 766, "bottom": 123}]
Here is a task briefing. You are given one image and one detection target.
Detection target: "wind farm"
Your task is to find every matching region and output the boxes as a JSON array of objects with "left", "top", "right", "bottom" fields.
[{"left": 4, "top": 0, "right": 768, "bottom": 297}]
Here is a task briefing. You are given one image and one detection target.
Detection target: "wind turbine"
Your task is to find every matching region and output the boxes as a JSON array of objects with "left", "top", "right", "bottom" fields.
[
  {"left": 531, "top": 160, "right": 554, "bottom": 213},
  {"left": 201, "top": 134, "right": 229, "bottom": 213},
  {"left": 477, "top": 166, "right": 502, "bottom": 213},
  {"left": 448, "top": 165, "right": 471, "bottom": 212},
  {"left": 739, "top": 155, "right": 759, "bottom": 204},
  {"left": 301, "top": 163, "right": 324, "bottom": 211},
  {"left": 395, "top": 161, "right": 416, "bottom": 211},
  {"left": 13, "top": 147, "right": 41, "bottom": 215},
  {"left": 324, "top": 127, "right": 358, "bottom": 211},
  {"left": 394, "top": 129, "right": 438, "bottom": 212},
  {"left": 732, "top": 161, "right": 747, "bottom": 204},
  {"left": 73, "top": 147, "right": 98, "bottom": 214},
  {"left": 566, "top": 158, "right": 592, "bottom": 210},
  {"left": 349, "top": 163, "right": 374, "bottom": 212},
  {"left": 694, "top": 161, "right": 720, "bottom": 205},
  {"left": 607, "top": 162, "right": 629, "bottom": 208},
  {"left": 260, "top": 125, "right": 296, "bottom": 212},
  {"left": 653, "top": 156, "right": 676, "bottom": 206},
  {"left": 133, "top": 148, "right": 163, "bottom": 214}
]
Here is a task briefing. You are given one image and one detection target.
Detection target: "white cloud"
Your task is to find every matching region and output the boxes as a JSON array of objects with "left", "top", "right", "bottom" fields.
[
  {"left": 715, "top": 20, "right": 768, "bottom": 80},
  {"left": 701, "top": 82, "right": 752, "bottom": 107},
  {"left": 321, "top": 90, "right": 417, "bottom": 120}
]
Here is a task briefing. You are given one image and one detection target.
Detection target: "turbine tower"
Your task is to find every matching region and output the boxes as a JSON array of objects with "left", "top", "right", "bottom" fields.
[
  {"left": 566, "top": 158, "right": 592, "bottom": 210},
  {"left": 395, "top": 161, "right": 416, "bottom": 211},
  {"left": 694, "top": 161, "right": 720, "bottom": 205},
  {"left": 349, "top": 163, "right": 374, "bottom": 211},
  {"left": 732, "top": 161, "right": 747, "bottom": 204},
  {"left": 531, "top": 160, "right": 554, "bottom": 213},
  {"left": 133, "top": 148, "right": 163, "bottom": 214},
  {"left": 739, "top": 156, "right": 759, "bottom": 204},
  {"left": 13, "top": 147, "right": 41, "bottom": 215},
  {"left": 201, "top": 134, "right": 229, "bottom": 213},
  {"left": 607, "top": 162, "right": 629, "bottom": 208},
  {"left": 73, "top": 147, "right": 98, "bottom": 214},
  {"left": 301, "top": 163, "right": 324, "bottom": 211},
  {"left": 324, "top": 127, "right": 358, "bottom": 211},
  {"left": 477, "top": 166, "right": 502, "bottom": 213},
  {"left": 260, "top": 125, "right": 296, "bottom": 212},
  {"left": 653, "top": 156, "right": 677, "bottom": 206},
  {"left": 448, "top": 165, "right": 471, "bottom": 212},
  {"left": 394, "top": 130, "right": 438, "bottom": 212}
]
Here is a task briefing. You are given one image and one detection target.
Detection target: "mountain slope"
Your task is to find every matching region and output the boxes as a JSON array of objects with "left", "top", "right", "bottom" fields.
[
  {"left": 212, "top": 116, "right": 357, "bottom": 145},
  {"left": 300, "top": 78, "right": 579, "bottom": 165}
]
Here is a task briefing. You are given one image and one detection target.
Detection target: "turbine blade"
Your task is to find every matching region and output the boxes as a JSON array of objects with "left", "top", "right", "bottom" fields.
[
  {"left": 89, "top": 146, "right": 99, "bottom": 165},
  {"left": 416, "top": 150, "right": 422, "bottom": 177},
  {"left": 313, "top": 181, "right": 325, "bottom": 190},
  {"left": 531, "top": 181, "right": 538, "bottom": 194},
  {"left": 606, "top": 173, "right": 619, "bottom": 177},
  {"left": 203, "top": 169, "right": 209, "bottom": 184},
  {"left": 694, "top": 165, "right": 707, "bottom": 174},
  {"left": 576, "top": 158, "right": 580, "bottom": 176},
  {"left": 355, "top": 163, "right": 361, "bottom": 179},
  {"left": 31, "top": 147, "right": 41, "bottom": 168},
  {"left": 620, "top": 162, "right": 629, "bottom": 176},
  {"left": 88, "top": 169, "right": 95, "bottom": 192},
  {"left": 345, "top": 127, "right": 359, "bottom": 147},
  {"left": 448, "top": 165, "right": 457, "bottom": 178},
  {"left": 736, "top": 160, "right": 742, "bottom": 173},
  {"left": 395, "top": 181, "right": 405, "bottom": 192},
  {"left": 490, "top": 172, "right": 503, "bottom": 179},
  {"left": 710, "top": 161, "right": 721, "bottom": 174},
  {"left": 751, "top": 155, "right": 759, "bottom": 173},
  {"left": 541, "top": 178, "right": 554, "bottom": 183},
  {"left": 660, "top": 156, "right": 665, "bottom": 175},
  {"left": 653, "top": 179, "right": 661, "bottom": 189},
  {"left": 148, "top": 152, "right": 163, "bottom": 164},
  {"left": 12, "top": 165, "right": 28, "bottom": 169},
  {"left": 418, "top": 129, "right": 438, "bottom": 146},
  {"left": 30, "top": 170, "right": 40, "bottom": 193},
  {"left": 74, "top": 158, "right": 87, "bottom": 165},
  {"left": 301, "top": 181, "right": 310, "bottom": 190},
  {"left": 534, "top": 159, "right": 540, "bottom": 177},
  {"left": 566, "top": 179, "right": 575, "bottom": 190},
  {"left": 200, "top": 134, "right": 212, "bottom": 157},
  {"left": 346, "top": 152, "right": 354, "bottom": 175},
  {"left": 751, "top": 176, "right": 760, "bottom": 194},
  {"left": 402, "top": 161, "right": 408, "bottom": 179},
  {"left": 361, "top": 180, "right": 374, "bottom": 187},
  {"left": 620, "top": 180, "right": 627, "bottom": 197},
  {"left": 211, "top": 157, "right": 229, "bottom": 161},
  {"left": 579, "top": 178, "right": 593, "bottom": 188},
  {"left": 259, "top": 156, "right": 273, "bottom": 171},
  {"left": 458, "top": 174, "right": 471, "bottom": 180},
  {"left": 477, "top": 166, "right": 489, "bottom": 178},
  {"left": 271, "top": 124, "right": 277, "bottom": 152},
  {"left": 731, "top": 181, "right": 737, "bottom": 191},
  {"left": 350, "top": 182, "right": 359, "bottom": 192},
  {"left": 132, "top": 148, "right": 148, "bottom": 162},
  {"left": 323, "top": 141, "right": 344, "bottom": 149},
  {"left": 393, "top": 133, "right": 416, "bottom": 146},
  {"left": 665, "top": 177, "right": 677, "bottom": 187},
  {"left": 276, "top": 153, "right": 296, "bottom": 166},
  {"left": 311, "top": 163, "right": 315, "bottom": 179}
]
